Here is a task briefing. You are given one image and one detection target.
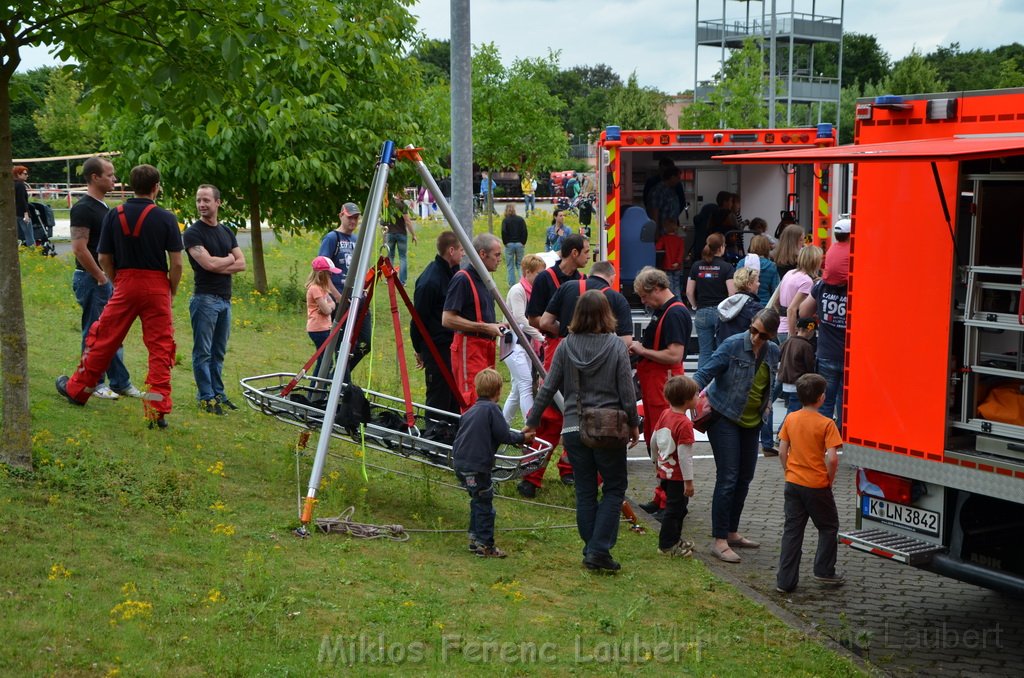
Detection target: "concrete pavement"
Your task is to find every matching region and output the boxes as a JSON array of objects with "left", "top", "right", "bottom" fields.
[{"left": 625, "top": 401, "right": 1024, "bottom": 676}]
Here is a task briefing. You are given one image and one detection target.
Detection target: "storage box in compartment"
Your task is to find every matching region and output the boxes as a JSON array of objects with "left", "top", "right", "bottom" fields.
[
  {"left": 974, "top": 328, "right": 1022, "bottom": 371},
  {"left": 975, "top": 378, "right": 1024, "bottom": 428},
  {"left": 975, "top": 434, "right": 1024, "bottom": 459}
]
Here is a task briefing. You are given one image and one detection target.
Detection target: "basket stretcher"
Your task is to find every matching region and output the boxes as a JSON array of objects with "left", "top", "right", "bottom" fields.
[{"left": 241, "top": 372, "right": 553, "bottom": 483}]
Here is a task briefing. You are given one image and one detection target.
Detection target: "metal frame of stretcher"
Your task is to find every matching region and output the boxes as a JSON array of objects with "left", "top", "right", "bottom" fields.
[{"left": 241, "top": 372, "right": 553, "bottom": 483}]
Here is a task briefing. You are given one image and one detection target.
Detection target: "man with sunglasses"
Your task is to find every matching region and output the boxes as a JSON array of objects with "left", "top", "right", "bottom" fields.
[{"left": 693, "top": 308, "right": 781, "bottom": 564}]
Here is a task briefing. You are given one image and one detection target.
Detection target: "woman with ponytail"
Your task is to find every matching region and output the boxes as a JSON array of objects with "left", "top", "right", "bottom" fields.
[{"left": 686, "top": 232, "right": 735, "bottom": 368}]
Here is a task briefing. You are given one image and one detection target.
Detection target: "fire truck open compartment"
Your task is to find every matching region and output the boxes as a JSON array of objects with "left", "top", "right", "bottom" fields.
[
  {"left": 718, "top": 89, "right": 1024, "bottom": 595},
  {"left": 949, "top": 165, "right": 1024, "bottom": 465},
  {"left": 596, "top": 127, "right": 835, "bottom": 305}
]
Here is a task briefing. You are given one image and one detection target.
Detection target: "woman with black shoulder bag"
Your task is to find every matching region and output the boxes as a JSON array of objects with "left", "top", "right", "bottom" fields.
[{"left": 525, "top": 291, "right": 640, "bottom": 573}]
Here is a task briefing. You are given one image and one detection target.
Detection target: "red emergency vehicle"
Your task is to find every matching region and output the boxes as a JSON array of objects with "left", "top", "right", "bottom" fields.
[
  {"left": 725, "top": 88, "right": 1024, "bottom": 596},
  {"left": 595, "top": 125, "right": 837, "bottom": 299}
]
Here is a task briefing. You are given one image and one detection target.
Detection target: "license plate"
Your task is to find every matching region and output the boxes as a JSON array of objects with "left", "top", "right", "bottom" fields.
[{"left": 862, "top": 496, "right": 940, "bottom": 538}]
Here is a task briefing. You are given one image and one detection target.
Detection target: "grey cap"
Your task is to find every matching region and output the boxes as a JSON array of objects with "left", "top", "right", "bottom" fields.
[{"left": 341, "top": 202, "right": 361, "bottom": 217}]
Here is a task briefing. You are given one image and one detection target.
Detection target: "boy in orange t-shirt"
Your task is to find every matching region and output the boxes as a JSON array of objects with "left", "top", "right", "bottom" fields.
[{"left": 776, "top": 373, "right": 844, "bottom": 593}]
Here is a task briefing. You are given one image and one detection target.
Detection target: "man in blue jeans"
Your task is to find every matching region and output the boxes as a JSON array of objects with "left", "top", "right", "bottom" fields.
[
  {"left": 385, "top": 192, "right": 417, "bottom": 284},
  {"left": 69, "top": 157, "right": 144, "bottom": 401},
  {"left": 183, "top": 184, "right": 246, "bottom": 414},
  {"left": 500, "top": 204, "right": 527, "bottom": 287},
  {"left": 800, "top": 278, "right": 847, "bottom": 431}
]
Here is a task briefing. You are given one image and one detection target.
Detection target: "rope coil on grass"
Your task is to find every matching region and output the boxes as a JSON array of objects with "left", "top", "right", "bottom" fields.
[{"left": 315, "top": 506, "right": 409, "bottom": 541}]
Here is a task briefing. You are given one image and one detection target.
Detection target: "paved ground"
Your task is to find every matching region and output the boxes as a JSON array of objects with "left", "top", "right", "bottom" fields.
[{"left": 625, "top": 422, "right": 1024, "bottom": 676}]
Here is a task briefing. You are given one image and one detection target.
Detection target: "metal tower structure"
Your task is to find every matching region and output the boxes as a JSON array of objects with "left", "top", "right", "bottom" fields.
[{"left": 695, "top": 0, "right": 845, "bottom": 126}]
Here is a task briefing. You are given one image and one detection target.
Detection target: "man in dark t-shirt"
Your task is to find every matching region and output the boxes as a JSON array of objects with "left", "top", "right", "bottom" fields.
[
  {"left": 183, "top": 184, "right": 246, "bottom": 414},
  {"left": 412, "top": 231, "right": 464, "bottom": 422},
  {"left": 540, "top": 261, "right": 632, "bottom": 341},
  {"left": 801, "top": 279, "right": 848, "bottom": 432},
  {"left": 442, "top": 233, "right": 506, "bottom": 409},
  {"left": 68, "top": 156, "right": 142, "bottom": 400},
  {"left": 58, "top": 164, "right": 183, "bottom": 429},
  {"left": 629, "top": 266, "right": 692, "bottom": 513}
]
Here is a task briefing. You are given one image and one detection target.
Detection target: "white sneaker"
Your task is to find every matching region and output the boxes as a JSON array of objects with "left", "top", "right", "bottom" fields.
[
  {"left": 93, "top": 384, "right": 120, "bottom": 400},
  {"left": 115, "top": 385, "right": 145, "bottom": 398}
]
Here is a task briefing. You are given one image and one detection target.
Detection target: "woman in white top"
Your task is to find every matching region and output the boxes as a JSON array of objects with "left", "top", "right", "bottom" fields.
[{"left": 503, "top": 254, "right": 546, "bottom": 423}]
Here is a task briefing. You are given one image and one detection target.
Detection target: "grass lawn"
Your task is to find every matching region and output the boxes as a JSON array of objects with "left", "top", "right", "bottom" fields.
[{"left": 0, "top": 208, "right": 863, "bottom": 676}]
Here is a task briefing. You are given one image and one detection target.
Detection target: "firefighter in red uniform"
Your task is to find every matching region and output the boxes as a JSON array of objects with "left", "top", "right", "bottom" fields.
[
  {"left": 442, "top": 233, "right": 507, "bottom": 409},
  {"left": 517, "top": 233, "right": 590, "bottom": 497},
  {"left": 629, "top": 266, "right": 691, "bottom": 515},
  {"left": 56, "top": 164, "right": 184, "bottom": 429}
]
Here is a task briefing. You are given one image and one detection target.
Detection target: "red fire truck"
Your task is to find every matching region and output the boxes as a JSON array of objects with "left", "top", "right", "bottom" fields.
[
  {"left": 594, "top": 125, "right": 837, "bottom": 298},
  {"left": 723, "top": 88, "right": 1024, "bottom": 596}
]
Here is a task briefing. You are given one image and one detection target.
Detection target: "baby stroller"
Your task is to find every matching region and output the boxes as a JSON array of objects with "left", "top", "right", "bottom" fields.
[{"left": 29, "top": 202, "right": 57, "bottom": 257}]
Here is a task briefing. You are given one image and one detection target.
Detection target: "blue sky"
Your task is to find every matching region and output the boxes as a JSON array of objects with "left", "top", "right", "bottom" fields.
[{"left": 18, "top": 0, "right": 1024, "bottom": 93}]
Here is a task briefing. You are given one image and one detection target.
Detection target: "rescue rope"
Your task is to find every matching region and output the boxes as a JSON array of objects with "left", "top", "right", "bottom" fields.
[
  {"left": 315, "top": 506, "right": 409, "bottom": 541},
  {"left": 292, "top": 438, "right": 637, "bottom": 539}
]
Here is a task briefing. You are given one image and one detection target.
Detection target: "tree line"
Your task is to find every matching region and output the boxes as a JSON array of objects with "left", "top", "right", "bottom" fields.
[{"left": 685, "top": 33, "right": 1024, "bottom": 142}]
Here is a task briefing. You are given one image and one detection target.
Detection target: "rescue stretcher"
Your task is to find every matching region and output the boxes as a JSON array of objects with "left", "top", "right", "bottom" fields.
[{"left": 240, "top": 372, "right": 554, "bottom": 483}]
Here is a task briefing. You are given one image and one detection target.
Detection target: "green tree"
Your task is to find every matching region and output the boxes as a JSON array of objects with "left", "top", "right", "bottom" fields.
[
  {"left": 95, "top": 0, "right": 423, "bottom": 294},
  {"left": 606, "top": 72, "right": 668, "bottom": 130},
  {"left": 996, "top": 58, "right": 1024, "bottom": 88},
  {"left": 814, "top": 33, "right": 890, "bottom": 87},
  {"left": 409, "top": 38, "right": 451, "bottom": 84},
  {"left": 682, "top": 37, "right": 767, "bottom": 129},
  {"left": 550, "top": 64, "right": 623, "bottom": 140},
  {"left": 472, "top": 43, "right": 567, "bottom": 174},
  {"left": 8, "top": 67, "right": 64, "bottom": 181},
  {"left": 0, "top": 3, "right": 129, "bottom": 470},
  {"left": 32, "top": 67, "right": 99, "bottom": 154},
  {"left": 885, "top": 48, "right": 946, "bottom": 95},
  {"left": 0, "top": 0, "right": 418, "bottom": 470},
  {"left": 924, "top": 43, "right": 998, "bottom": 92}
]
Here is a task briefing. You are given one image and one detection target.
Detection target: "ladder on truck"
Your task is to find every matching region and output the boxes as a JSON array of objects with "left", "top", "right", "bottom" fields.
[{"left": 952, "top": 264, "right": 1024, "bottom": 463}]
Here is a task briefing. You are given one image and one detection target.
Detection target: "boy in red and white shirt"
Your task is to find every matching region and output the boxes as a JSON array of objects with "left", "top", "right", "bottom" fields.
[{"left": 653, "top": 375, "right": 700, "bottom": 557}]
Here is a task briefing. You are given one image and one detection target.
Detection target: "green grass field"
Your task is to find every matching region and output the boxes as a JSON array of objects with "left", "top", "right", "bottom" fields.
[{"left": 0, "top": 210, "right": 863, "bottom": 676}]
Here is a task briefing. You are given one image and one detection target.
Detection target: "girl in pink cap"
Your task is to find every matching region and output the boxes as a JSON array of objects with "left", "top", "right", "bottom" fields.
[{"left": 307, "top": 256, "right": 340, "bottom": 377}]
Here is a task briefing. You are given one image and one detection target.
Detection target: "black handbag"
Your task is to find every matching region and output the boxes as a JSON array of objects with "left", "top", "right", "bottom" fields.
[{"left": 573, "top": 364, "right": 630, "bottom": 449}]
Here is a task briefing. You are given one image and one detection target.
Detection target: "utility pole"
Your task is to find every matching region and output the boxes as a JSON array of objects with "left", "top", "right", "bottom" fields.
[
  {"left": 768, "top": 0, "right": 777, "bottom": 128},
  {"left": 450, "top": 0, "right": 473, "bottom": 235}
]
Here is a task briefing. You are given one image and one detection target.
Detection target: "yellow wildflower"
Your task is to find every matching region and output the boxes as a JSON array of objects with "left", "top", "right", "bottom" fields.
[
  {"left": 48, "top": 564, "right": 72, "bottom": 580},
  {"left": 109, "top": 600, "right": 153, "bottom": 624}
]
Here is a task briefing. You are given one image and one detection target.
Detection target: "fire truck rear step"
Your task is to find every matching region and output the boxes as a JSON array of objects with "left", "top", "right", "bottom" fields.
[{"left": 839, "top": 529, "right": 946, "bottom": 565}]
